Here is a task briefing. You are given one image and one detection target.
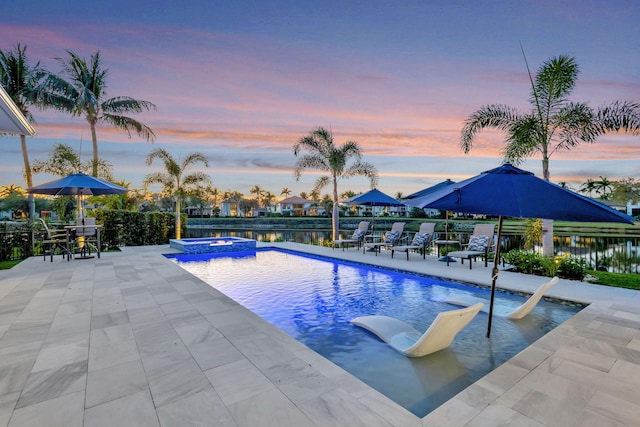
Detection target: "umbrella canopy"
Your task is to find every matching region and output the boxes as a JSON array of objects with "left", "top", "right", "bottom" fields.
[
  {"left": 342, "top": 188, "right": 406, "bottom": 234},
  {"left": 28, "top": 173, "right": 128, "bottom": 196},
  {"left": 407, "top": 163, "right": 634, "bottom": 337},
  {"left": 403, "top": 179, "right": 456, "bottom": 200},
  {"left": 409, "top": 164, "right": 633, "bottom": 223},
  {"left": 342, "top": 188, "right": 405, "bottom": 207}
]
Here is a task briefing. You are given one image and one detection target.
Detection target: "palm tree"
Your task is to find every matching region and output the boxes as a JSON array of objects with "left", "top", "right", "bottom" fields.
[
  {"left": 249, "top": 185, "right": 263, "bottom": 202},
  {"left": 261, "top": 191, "right": 276, "bottom": 211},
  {"left": 460, "top": 54, "right": 640, "bottom": 255},
  {"left": 340, "top": 190, "right": 356, "bottom": 200},
  {"left": 208, "top": 187, "right": 221, "bottom": 216},
  {"left": 0, "top": 184, "right": 25, "bottom": 198},
  {"left": 594, "top": 176, "right": 613, "bottom": 200},
  {"left": 579, "top": 179, "right": 597, "bottom": 197},
  {"left": 42, "top": 50, "right": 156, "bottom": 177},
  {"left": 309, "top": 189, "right": 320, "bottom": 202},
  {"left": 31, "top": 143, "right": 114, "bottom": 179},
  {"left": 294, "top": 127, "right": 378, "bottom": 240},
  {"left": 0, "top": 43, "right": 49, "bottom": 218},
  {"left": 280, "top": 187, "right": 291, "bottom": 199},
  {"left": 143, "top": 148, "right": 210, "bottom": 239}
]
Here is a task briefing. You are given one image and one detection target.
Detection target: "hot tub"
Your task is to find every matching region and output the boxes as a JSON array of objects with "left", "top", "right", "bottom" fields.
[{"left": 169, "top": 237, "right": 256, "bottom": 254}]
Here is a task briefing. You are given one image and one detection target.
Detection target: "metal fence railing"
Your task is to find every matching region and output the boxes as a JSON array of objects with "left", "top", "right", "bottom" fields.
[{"left": 444, "top": 231, "right": 640, "bottom": 274}]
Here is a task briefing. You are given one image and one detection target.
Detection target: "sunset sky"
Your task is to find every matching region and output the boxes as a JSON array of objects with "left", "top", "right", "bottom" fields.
[{"left": 2, "top": 1, "right": 639, "bottom": 198}]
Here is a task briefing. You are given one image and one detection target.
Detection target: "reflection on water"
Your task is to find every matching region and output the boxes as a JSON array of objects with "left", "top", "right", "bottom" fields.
[
  {"left": 169, "top": 248, "right": 581, "bottom": 418},
  {"left": 187, "top": 228, "right": 331, "bottom": 243}
]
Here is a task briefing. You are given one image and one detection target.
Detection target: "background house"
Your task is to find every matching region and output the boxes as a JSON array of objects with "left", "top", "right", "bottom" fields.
[{"left": 276, "top": 196, "right": 315, "bottom": 216}]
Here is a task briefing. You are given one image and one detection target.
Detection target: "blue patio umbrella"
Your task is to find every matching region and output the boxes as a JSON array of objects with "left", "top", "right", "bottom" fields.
[
  {"left": 28, "top": 173, "right": 128, "bottom": 218},
  {"left": 403, "top": 179, "right": 456, "bottom": 200},
  {"left": 407, "top": 163, "right": 634, "bottom": 337},
  {"left": 342, "top": 188, "right": 406, "bottom": 234},
  {"left": 28, "top": 173, "right": 128, "bottom": 196}
]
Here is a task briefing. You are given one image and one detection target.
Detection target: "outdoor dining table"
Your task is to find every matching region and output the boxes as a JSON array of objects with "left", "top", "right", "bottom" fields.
[{"left": 64, "top": 224, "right": 102, "bottom": 259}]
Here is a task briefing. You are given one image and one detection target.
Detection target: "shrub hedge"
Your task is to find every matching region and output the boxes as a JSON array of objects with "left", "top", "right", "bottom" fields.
[
  {"left": 502, "top": 249, "right": 586, "bottom": 280},
  {"left": 93, "top": 209, "right": 179, "bottom": 249}
]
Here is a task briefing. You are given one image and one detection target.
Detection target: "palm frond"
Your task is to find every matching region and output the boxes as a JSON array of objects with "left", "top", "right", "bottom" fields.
[
  {"left": 460, "top": 104, "right": 521, "bottom": 153},
  {"left": 343, "top": 161, "right": 378, "bottom": 188},
  {"left": 182, "top": 172, "right": 212, "bottom": 187},
  {"left": 104, "top": 114, "right": 156, "bottom": 141},
  {"left": 313, "top": 176, "right": 330, "bottom": 194},
  {"left": 597, "top": 100, "right": 640, "bottom": 135},
  {"left": 142, "top": 171, "right": 173, "bottom": 191},
  {"left": 102, "top": 96, "right": 157, "bottom": 114},
  {"left": 534, "top": 55, "right": 579, "bottom": 107},
  {"left": 503, "top": 116, "right": 541, "bottom": 164},
  {"left": 552, "top": 102, "right": 599, "bottom": 153},
  {"left": 181, "top": 152, "right": 209, "bottom": 169},
  {"left": 293, "top": 154, "right": 329, "bottom": 180}
]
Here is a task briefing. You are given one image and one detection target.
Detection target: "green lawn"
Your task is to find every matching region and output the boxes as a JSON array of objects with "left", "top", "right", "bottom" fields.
[
  {"left": 585, "top": 270, "right": 640, "bottom": 290},
  {"left": 0, "top": 260, "right": 22, "bottom": 270}
]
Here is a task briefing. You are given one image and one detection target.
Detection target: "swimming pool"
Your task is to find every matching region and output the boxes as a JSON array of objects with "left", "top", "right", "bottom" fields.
[{"left": 167, "top": 248, "right": 581, "bottom": 417}]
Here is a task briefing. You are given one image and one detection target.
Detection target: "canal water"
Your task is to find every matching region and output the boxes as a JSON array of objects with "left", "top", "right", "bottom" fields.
[{"left": 186, "top": 227, "right": 332, "bottom": 244}]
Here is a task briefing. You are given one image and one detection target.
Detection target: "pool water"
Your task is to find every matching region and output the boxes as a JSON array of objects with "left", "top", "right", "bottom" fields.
[{"left": 167, "top": 248, "right": 581, "bottom": 417}]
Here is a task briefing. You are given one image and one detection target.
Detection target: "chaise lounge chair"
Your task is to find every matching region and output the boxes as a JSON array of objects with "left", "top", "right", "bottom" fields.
[
  {"left": 445, "top": 223, "right": 495, "bottom": 269},
  {"left": 332, "top": 221, "right": 370, "bottom": 250},
  {"left": 391, "top": 222, "right": 436, "bottom": 260},
  {"left": 362, "top": 222, "right": 405, "bottom": 255},
  {"left": 443, "top": 277, "right": 559, "bottom": 319},
  {"left": 350, "top": 303, "right": 484, "bottom": 357}
]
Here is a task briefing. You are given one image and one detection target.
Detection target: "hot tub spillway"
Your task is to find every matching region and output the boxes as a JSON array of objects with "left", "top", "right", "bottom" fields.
[{"left": 169, "top": 237, "right": 257, "bottom": 254}]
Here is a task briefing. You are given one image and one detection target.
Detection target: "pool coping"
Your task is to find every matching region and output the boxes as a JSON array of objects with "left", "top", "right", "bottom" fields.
[{"left": 0, "top": 242, "right": 638, "bottom": 426}]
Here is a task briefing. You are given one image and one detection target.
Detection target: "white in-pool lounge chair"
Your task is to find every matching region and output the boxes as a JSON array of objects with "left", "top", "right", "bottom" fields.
[
  {"left": 391, "top": 222, "right": 436, "bottom": 260},
  {"left": 443, "top": 277, "right": 559, "bottom": 320},
  {"left": 332, "top": 221, "right": 370, "bottom": 250},
  {"left": 350, "top": 303, "right": 483, "bottom": 357}
]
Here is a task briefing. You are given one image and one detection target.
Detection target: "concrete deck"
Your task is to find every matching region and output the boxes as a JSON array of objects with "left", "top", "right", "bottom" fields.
[{"left": 0, "top": 242, "right": 639, "bottom": 426}]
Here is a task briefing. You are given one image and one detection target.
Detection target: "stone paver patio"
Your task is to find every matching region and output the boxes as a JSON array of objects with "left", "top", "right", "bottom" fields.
[{"left": 0, "top": 242, "right": 639, "bottom": 426}]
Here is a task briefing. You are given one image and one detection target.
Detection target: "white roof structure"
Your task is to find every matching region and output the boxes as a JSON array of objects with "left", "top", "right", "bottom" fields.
[{"left": 0, "top": 84, "right": 35, "bottom": 135}]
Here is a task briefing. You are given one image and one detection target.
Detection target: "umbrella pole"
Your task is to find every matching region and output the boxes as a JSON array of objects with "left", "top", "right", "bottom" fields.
[{"left": 486, "top": 215, "right": 503, "bottom": 338}]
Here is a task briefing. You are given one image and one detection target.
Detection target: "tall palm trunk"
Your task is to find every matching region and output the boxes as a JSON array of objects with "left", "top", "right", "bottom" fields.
[
  {"left": 541, "top": 157, "right": 554, "bottom": 256},
  {"left": 175, "top": 196, "right": 181, "bottom": 240},
  {"left": 332, "top": 177, "right": 339, "bottom": 240},
  {"left": 90, "top": 121, "right": 99, "bottom": 177},
  {"left": 20, "top": 134, "right": 35, "bottom": 219}
]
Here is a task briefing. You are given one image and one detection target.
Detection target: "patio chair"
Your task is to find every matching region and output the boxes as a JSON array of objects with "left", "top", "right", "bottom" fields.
[
  {"left": 39, "top": 218, "right": 71, "bottom": 262},
  {"left": 362, "top": 222, "right": 405, "bottom": 255},
  {"left": 332, "top": 221, "right": 370, "bottom": 250},
  {"left": 445, "top": 223, "right": 495, "bottom": 269},
  {"left": 391, "top": 222, "right": 436, "bottom": 260},
  {"left": 443, "top": 277, "right": 559, "bottom": 319},
  {"left": 350, "top": 302, "right": 483, "bottom": 357},
  {"left": 74, "top": 217, "right": 99, "bottom": 258}
]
